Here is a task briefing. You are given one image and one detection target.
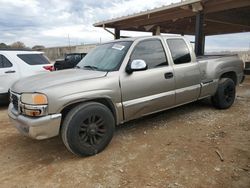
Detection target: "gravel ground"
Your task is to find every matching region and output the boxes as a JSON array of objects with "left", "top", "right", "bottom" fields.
[{"left": 0, "top": 77, "right": 249, "bottom": 188}]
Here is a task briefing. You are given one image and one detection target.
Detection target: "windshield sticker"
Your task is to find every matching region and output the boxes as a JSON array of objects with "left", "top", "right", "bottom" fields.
[{"left": 112, "top": 44, "right": 125, "bottom": 51}]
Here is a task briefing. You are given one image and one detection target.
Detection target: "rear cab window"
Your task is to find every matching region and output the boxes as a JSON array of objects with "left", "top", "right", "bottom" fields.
[
  {"left": 0, "top": 54, "right": 13, "bottom": 68},
  {"left": 17, "top": 54, "right": 50, "bottom": 65},
  {"left": 167, "top": 39, "right": 191, "bottom": 64}
]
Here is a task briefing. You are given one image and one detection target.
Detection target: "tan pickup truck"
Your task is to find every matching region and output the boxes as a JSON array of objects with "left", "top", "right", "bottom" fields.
[{"left": 8, "top": 36, "right": 244, "bottom": 156}]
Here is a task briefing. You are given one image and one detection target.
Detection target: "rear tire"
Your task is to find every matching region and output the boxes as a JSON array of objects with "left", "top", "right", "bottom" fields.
[
  {"left": 211, "top": 78, "right": 236, "bottom": 109},
  {"left": 61, "top": 102, "right": 115, "bottom": 156}
]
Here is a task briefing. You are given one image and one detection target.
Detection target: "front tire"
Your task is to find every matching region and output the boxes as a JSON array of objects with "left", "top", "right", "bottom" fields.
[
  {"left": 211, "top": 78, "right": 236, "bottom": 109},
  {"left": 61, "top": 102, "right": 115, "bottom": 156}
]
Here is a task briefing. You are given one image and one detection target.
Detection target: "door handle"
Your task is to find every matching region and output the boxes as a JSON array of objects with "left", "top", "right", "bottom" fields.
[
  {"left": 5, "top": 70, "right": 16, "bottom": 74},
  {"left": 164, "top": 72, "right": 173, "bottom": 79}
]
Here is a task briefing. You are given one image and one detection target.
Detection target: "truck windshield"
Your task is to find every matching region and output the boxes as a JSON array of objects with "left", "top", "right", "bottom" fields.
[{"left": 77, "top": 41, "right": 132, "bottom": 71}]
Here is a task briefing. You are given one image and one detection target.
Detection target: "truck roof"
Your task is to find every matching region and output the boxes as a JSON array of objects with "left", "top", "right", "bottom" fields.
[{"left": 104, "top": 35, "right": 183, "bottom": 43}]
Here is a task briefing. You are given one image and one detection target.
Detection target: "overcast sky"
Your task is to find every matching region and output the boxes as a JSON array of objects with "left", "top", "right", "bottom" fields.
[{"left": 0, "top": 0, "right": 249, "bottom": 52}]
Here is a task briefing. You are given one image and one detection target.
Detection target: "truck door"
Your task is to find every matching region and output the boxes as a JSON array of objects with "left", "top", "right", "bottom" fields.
[
  {"left": 166, "top": 39, "right": 201, "bottom": 105},
  {"left": 120, "top": 39, "right": 175, "bottom": 121},
  {"left": 0, "top": 54, "right": 18, "bottom": 94}
]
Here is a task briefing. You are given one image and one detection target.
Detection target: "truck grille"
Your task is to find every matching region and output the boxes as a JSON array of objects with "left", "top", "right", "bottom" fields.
[{"left": 11, "top": 93, "right": 19, "bottom": 111}]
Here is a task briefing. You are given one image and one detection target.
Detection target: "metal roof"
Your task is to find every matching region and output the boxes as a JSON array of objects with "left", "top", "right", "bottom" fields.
[
  {"left": 94, "top": 0, "right": 201, "bottom": 27},
  {"left": 94, "top": 0, "right": 250, "bottom": 36}
]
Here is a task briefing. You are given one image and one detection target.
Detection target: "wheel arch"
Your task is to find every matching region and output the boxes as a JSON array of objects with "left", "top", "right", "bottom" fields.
[
  {"left": 220, "top": 71, "right": 237, "bottom": 85},
  {"left": 60, "top": 98, "right": 118, "bottom": 125}
]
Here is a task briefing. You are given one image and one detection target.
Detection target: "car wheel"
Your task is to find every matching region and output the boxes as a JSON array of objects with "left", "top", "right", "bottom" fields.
[
  {"left": 211, "top": 78, "right": 236, "bottom": 109},
  {"left": 0, "top": 93, "right": 10, "bottom": 105},
  {"left": 61, "top": 102, "right": 115, "bottom": 156}
]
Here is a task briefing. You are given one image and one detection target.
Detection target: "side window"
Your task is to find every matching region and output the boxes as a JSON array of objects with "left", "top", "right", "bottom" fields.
[
  {"left": 130, "top": 39, "right": 168, "bottom": 69},
  {"left": 2, "top": 55, "right": 12, "bottom": 68},
  {"left": 167, "top": 39, "right": 191, "bottom": 64}
]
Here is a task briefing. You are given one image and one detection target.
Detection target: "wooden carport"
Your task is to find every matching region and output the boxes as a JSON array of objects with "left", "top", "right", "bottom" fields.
[{"left": 94, "top": 0, "right": 250, "bottom": 55}]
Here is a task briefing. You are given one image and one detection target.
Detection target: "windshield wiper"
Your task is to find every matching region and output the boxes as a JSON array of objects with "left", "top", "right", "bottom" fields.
[{"left": 83, "top": 65, "right": 99, "bottom": 70}]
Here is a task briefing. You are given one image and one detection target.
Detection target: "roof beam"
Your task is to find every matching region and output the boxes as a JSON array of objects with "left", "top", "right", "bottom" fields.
[
  {"left": 204, "top": 0, "right": 250, "bottom": 14},
  {"left": 205, "top": 19, "right": 250, "bottom": 29},
  {"left": 115, "top": 9, "right": 195, "bottom": 29}
]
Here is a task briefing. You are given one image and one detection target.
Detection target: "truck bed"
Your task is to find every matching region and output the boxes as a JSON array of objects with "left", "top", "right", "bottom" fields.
[{"left": 197, "top": 54, "right": 237, "bottom": 61}]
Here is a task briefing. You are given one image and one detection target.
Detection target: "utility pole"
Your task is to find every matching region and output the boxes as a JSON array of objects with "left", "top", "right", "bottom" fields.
[{"left": 68, "top": 34, "right": 71, "bottom": 52}]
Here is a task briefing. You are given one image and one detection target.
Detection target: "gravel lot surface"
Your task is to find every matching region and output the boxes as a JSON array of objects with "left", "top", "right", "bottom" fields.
[{"left": 0, "top": 77, "right": 249, "bottom": 188}]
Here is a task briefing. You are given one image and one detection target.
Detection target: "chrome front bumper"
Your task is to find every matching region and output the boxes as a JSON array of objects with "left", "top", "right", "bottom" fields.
[{"left": 8, "top": 103, "right": 62, "bottom": 140}]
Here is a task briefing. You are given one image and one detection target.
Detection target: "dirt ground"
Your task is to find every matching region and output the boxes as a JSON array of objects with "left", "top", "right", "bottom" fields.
[{"left": 0, "top": 77, "right": 249, "bottom": 188}]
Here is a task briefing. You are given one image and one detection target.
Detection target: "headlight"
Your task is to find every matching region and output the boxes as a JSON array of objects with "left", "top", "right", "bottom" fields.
[
  {"left": 21, "top": 93, "right": 48, "bottom": 105},
  {"left": 20, "top": 93, "right": 48, "bottom": 117}
]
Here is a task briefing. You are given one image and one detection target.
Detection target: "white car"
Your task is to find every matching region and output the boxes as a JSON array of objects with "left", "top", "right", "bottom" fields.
[{"left": 0, "top": 50, "right": 53, "bottom": 102}]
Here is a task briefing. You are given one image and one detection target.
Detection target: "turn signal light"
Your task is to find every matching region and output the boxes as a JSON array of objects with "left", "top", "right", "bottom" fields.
[
  {"left": 23, "top": 109, "right": 42, "bottom": 117},
  {"left": 33, "top": 94, "right": 48, "bottom": 105}
]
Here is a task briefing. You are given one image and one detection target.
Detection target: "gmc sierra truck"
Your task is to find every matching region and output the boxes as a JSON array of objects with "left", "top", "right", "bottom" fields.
[{"left": 8, "top": 36, "right": 244, "bottom": 156}]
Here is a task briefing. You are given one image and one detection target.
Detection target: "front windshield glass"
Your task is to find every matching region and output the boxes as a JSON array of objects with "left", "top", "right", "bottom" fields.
[{"left": 77, "top": 41, "right": 132, "bottom": 71}]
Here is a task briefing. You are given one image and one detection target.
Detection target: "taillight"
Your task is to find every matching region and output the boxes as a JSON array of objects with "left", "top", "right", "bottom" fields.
[{"left": 43, "top": 65, "right": 54, "bottom": 71}]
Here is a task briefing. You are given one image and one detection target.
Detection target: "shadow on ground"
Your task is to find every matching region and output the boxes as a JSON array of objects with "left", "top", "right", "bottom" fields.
[{"left": 2, "top": 99, "right": 213, "bottom": 164}]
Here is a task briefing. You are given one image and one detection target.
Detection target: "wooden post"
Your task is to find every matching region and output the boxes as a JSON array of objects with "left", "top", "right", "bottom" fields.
[
  {"left": 152, "top": 26, "right": 161, "bottom": 35},
  {"left": 195, "top": 11, "right": 205, "bottom": 56},
  {"left": 115, "top": 28, "right": 120, "bottom": 39}
]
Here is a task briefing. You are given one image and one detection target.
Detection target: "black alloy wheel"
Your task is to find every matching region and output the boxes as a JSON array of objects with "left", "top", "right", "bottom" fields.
[
  {"left": 61, "top": 102, "right": 115, "bottom": 156},
  {"left": 79, "top": 115, "right": 107, "bottom": 146},
  {"left": 212, "top": 78, "right": 236, "bottom": 109}
]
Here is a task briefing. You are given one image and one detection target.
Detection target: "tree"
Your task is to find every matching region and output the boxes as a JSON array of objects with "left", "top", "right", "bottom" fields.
[
  {"left": 10, "top": 41, "right": 26, "bottom": 49},
  {"left": 0, "top": 43, "right": 10, "bottom": 49}
]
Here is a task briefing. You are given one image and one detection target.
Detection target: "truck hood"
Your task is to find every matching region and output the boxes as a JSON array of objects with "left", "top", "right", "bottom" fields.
[{"left": 11, "top": 69, "right": 107, "bottom": 93}]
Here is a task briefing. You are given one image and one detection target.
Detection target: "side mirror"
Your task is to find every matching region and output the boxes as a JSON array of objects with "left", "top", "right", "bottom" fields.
[{"left": 126, "top": 59, "right": 147, "bottom": 74}]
